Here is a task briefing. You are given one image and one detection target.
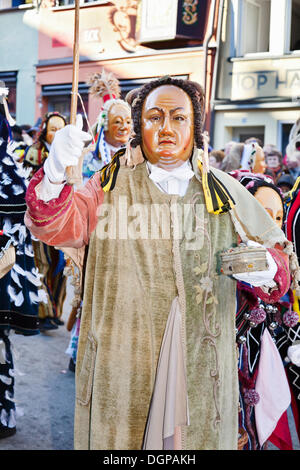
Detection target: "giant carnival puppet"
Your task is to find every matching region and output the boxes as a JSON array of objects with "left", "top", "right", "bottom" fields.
[
  {"left": 0, "top": 82, "right": 42, "bottom": 439},
  {"left": 24, "top": 76, "right": 300, "bottom": 450},
  {"left": 23, "top": 112, "right": 68, "bottom": 331}
]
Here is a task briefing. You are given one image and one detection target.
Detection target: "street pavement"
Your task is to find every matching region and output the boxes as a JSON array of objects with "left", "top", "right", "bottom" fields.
[
  {"left": 0, "top": 279, "right": 75, "bottom": 451},
  {"left": 0, "top": 279, "right": 299, "bottom": 451}
]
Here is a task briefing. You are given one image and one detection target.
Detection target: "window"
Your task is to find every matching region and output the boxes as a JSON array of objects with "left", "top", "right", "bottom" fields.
[
  {"left": 239, "top": 0, "right": 271, "bottom": 55},
  {"left": 42, "top": 83, "right": 89, "bottom": 129},
  {"left": 290, "top": 0, "right": 300, "bottom": 51},
  {"left": 0, "top": 1, "right": 33, "bottom": 9},
  {"left": 57, "top": 0, "right": 106, "bottom": 5},
  {"left": 0, "top": 72, "right": 17, "bottom": 119},
  {"left": 231, "top": 126, "right": 265, "bottom": 145}
]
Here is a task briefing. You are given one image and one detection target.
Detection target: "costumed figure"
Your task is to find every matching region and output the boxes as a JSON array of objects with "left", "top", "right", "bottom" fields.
[
  {"left": 221, "top": 141, "right": 266, "bottom": 175},
  {"left": 82, "top": 70, "right": 132, "bottom": 182},
  {"left": 229, "top": 171, "right": 300, "bottom": 450},
  {"left": 24, "top": 76, "right": 299, "bottom": 450},
  {"left": 23, "top": 112, "right": 68, "bottom": 331},
  {"left": 284, "top": 176, "right": 300, "bottom": 445},
  {"left": 0, "top": 84, "right": 42, "bottom": 439}
]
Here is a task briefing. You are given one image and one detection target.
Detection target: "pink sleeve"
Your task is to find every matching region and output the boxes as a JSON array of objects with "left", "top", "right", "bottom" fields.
[
  {"left": 24, "top": 168, "right": 104, "bottom": 248},
  {"left": 253, "top": 247, "right": 291, "bottom": 303}
]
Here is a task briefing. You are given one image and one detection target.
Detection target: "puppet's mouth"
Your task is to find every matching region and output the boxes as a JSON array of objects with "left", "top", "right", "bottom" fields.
[{"left": 159, "top": 139, "right": 176, "bottom": 145}]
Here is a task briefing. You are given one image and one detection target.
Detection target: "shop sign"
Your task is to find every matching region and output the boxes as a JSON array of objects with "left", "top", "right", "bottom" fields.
[
  {"left": 230, "top": 58, "right": 300, "bottom": 101},
  {"left": 136, "top": 0, "right": 210, "bottom": 43}
]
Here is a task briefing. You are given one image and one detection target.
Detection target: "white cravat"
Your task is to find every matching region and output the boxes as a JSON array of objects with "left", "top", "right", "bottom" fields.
[{"left": 147, "top": 161, "right": 194, "bottom": 197}]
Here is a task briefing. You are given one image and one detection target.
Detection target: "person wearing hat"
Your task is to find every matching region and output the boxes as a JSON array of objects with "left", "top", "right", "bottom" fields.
[
  {"left": 81, "top": 70, "right": 132, "bottom": 183},
  {"left": 24, "top": 76, "right": 298, "bottom": 450},
  {"left": 23, "top": 112, "right": 68, "bottom": 332},
  {"left": 277, "top": 173, "right": 295, "bottom": 195}
]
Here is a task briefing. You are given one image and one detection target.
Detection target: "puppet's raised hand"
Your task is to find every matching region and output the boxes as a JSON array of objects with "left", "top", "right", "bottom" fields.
[{"left": 44, "top": 114, "right": 92, "bottom": 183}]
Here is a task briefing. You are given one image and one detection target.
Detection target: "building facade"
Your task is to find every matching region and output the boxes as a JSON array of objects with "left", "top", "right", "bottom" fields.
[
  {"left": 0, "top": 0, "right": 38, "bottom": 125},
  {"left": 0, "top": 0, "right": 221, "bottom": 130},
  {"left": 212, "top": 0, "right": 300, "bottom": 153}
]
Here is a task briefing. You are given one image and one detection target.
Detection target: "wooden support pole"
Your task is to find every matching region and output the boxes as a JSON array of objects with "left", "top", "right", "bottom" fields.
[{"left": 65, "top": 0, "right": 83, "bottom": 186}]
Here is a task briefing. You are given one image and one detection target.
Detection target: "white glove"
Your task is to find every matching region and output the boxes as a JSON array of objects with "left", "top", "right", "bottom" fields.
[
  {"left": 232, "top": 240, "right": 277, "bottom": 288},
  {"left": 44, "top": 114, "right": 92, "bottom": 183},
  {"left": 287, "top": 343, "right": 300, "bottom": 367}
]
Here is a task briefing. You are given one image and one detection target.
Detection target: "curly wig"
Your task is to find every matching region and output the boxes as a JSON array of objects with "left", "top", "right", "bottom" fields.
[{"left": 125, "top": 76, "right": 205, "bottom": 150}]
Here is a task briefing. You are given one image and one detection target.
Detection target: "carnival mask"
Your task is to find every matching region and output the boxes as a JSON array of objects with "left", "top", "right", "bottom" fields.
[
  {"left": 141, "top": 85, "right": 194, "bottom": 170},
  {"left": 46, "top": 115, "right": 66, "bottom": 145},
  {"left": 104, "top": 103, "right": 132, "bottom": 148},
  {"left": 252, "top": 145, "right": 266, "bottom": 174},
  {"left": 254, "top": 186, "right": 283, "bottom": 228}
]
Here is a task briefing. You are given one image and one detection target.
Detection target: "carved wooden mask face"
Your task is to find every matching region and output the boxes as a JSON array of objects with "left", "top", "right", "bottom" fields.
[
  {"left": 254, "top": 186, "right": 284, "bottom": 228},
  {"left": 104, "top": 103, "right": 132, "bottom": 148},
  {"left": 45, "top": 116, "right": 65, "bottom": 145},
  {"left": 141, "top": 85, "right": 194, "bottom": 170},
  {"left": 252, "top": 146, "right": 266, "bottom": 174}
]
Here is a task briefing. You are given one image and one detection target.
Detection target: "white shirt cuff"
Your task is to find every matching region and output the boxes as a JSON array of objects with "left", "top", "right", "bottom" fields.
[{"left": 35, "top": 174, "right": 65, "bottom": 202}]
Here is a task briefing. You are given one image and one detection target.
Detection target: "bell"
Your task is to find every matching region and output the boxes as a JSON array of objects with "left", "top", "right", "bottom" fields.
[
  {"left": 238, "top": 335, "right": 247, "bottom": 344},
  {"left": 265, "top": 305, "right": 273, "bottom": 314},
  {"left": 243, "top": 312, "right": 250, "bottom": 320},
  {"left": 249, "top": 321, "right": 257, "bottom": 327},
  {"left": 269, "top": 321, "right": 278, "bottom": 331}
]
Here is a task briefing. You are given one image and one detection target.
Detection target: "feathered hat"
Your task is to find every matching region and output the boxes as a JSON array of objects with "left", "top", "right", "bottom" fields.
[{"left": 87, "top": 69, "right": 130, "bottom": 133}]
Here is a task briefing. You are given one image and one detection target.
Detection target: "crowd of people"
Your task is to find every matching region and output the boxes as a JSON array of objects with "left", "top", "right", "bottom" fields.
[{"left": 0, "top": 72, "right": 300, "bottom": 450}]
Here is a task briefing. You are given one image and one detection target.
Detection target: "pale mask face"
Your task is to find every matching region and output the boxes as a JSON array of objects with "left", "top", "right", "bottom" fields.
[
  {"left": 254, "top": 186, "right": 284, "bottom": 228},
  {"left": 141, "top": 85, "right": 194, "bottom": 171},
  {"left": 45, "top": 116, "right": 65, "bottom": 145},
  {"left": 266, "top": 155, "right": 280, "bottom": 169},
  {"left": 104, "top": 103, "right": 132, "bottom": 148}
]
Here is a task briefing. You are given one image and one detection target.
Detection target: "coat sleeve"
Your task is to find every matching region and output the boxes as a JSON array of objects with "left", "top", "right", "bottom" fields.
[{"left": 24, "top": 167, "right": 104, "bottom": 248}]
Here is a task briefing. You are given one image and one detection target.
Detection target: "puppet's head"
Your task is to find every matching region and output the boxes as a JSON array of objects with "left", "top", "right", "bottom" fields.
[
  {"left": 238, "top": 174, "right": 284, "bottom": 229},
  {"left": 37, "top": 111, "right": 67, "bottom": 147},
  {"left": 88, "top": 70, "right": 132, "bottom": 148},
  {"left": 126, "top": 76, "right": 205, "bottom": 170}
]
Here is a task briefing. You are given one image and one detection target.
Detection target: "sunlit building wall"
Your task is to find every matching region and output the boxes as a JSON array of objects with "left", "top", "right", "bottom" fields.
[{"left": 212, "top": 0, "right": 300, "bottom": 154}]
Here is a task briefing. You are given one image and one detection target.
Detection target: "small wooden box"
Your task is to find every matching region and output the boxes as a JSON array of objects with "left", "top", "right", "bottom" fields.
[{"left": 220, "top": 244, "right": 268, "bottom": 275}]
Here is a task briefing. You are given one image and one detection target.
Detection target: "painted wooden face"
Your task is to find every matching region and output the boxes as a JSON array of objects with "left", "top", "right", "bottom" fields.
[
  {"left": 45, "top": 115, "right": 65, "bottom": 145},
  {"left": 254, "top": 186, "right": 284, "bottom": 228},
  {"left": 252, "top": 146, "right": 266, "bottom": 174},
  {"left": 104, "top": 103, "right": 132, "bottom": 148},
  {"left": 141, "top": 85, "right": 194, "bottom": 170}
]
